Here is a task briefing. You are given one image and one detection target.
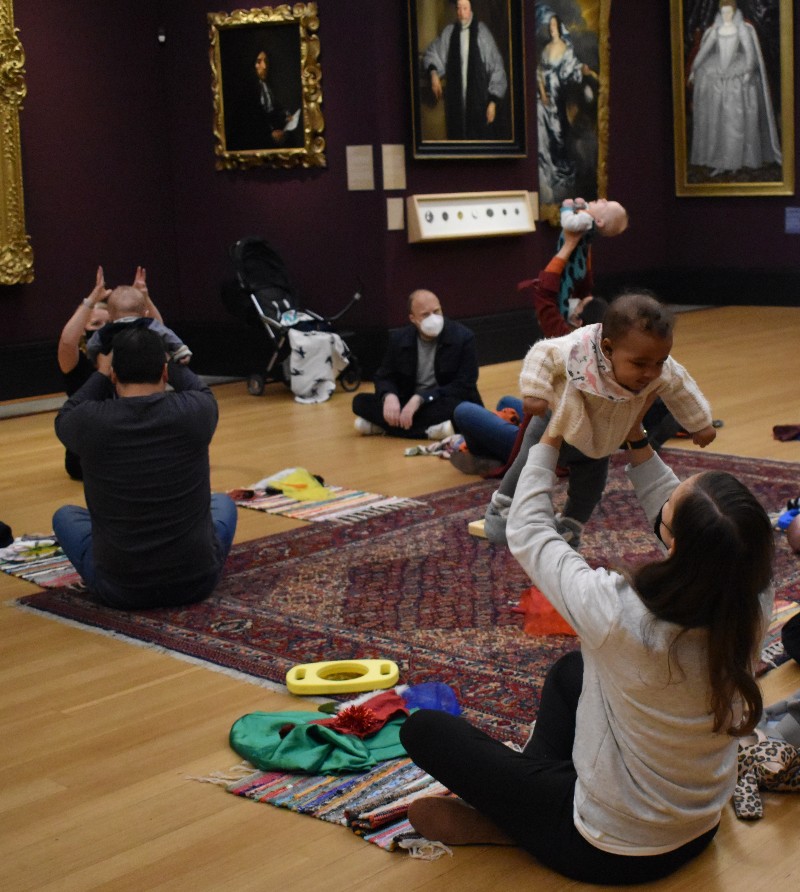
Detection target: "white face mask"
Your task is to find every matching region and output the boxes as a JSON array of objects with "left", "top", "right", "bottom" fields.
[{"left": 419, "top": 313, "right": 444, "bottom": 338}]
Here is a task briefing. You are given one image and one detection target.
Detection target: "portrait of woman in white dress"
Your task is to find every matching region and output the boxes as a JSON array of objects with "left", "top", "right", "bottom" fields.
[{"left": 686, "top": 0, "right": 782, "bottom": 178}]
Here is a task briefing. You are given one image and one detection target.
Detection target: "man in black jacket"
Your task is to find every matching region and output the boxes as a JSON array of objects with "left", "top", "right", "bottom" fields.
[{"left": 352, "top": 289, "right": 483, "bottom": 440}]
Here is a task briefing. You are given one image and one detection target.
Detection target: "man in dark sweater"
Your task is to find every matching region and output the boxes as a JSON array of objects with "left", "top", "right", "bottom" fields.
[{"left": 53, "top": 326, "right": 237, "bottom": 609}]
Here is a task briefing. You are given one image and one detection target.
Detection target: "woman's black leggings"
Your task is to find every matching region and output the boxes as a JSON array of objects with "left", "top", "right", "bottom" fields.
[{"left": 400, "top": 651, "right": 718, "bottom": 885}]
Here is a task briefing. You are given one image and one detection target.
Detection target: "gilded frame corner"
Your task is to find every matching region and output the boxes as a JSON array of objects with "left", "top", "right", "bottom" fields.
[
  {"left": 670, "top": 0, "right": 794, "bottom": 197},
  {"left": 0, "top": 0, "right": 33, "bottom": 284},
  {"left": 535, "top": 0, "right": 611, "bottom": 226},
  {"left": 208, "top": 4, "right": 325, "bottom": 171}
]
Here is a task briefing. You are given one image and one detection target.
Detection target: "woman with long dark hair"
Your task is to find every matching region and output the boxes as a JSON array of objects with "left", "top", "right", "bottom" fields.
[{"left": 400, "top": 418, "right": 774, "bottom": 884}]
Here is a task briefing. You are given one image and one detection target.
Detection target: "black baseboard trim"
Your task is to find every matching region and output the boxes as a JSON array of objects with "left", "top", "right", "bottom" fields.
[
  {"left": 0, "top": 310, "right": 544, "bottom": 402},
  {"left": 1, "top": 342, "right": 65, "bottom": 403},
  {"left": 4, "top": 268, "right": 798, "bottom": 400}
]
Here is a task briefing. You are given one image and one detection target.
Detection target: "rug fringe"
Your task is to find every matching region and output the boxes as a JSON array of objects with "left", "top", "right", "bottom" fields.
[
  {"left": 12, "top": 600, "right": 313, "bottom": 696},
  {"left": 186, "top": 761, "right": 256, "bottom": 786},
  {"left": 396, "top": 837, "right": 453, "bottom": 860}
]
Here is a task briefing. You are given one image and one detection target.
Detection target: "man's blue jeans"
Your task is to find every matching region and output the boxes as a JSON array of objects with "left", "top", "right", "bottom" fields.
[
  {"left": 52, "top": 493, "right": 238, "bottom": 605},
  {"left": 454, "top": 396, "right": 524, "bottom": 462}
]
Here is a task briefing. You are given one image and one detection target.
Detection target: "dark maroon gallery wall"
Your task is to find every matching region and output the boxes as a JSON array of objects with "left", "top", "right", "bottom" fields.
[
  {"left": 160, "top": 0, "right": 546, "bottom": 333},
  {"left": 604, "top": 0, "right": 800, "bottom": 304},
  {"left": 3, "top": 0, "right": 799, "bottom": 397},
  {"left": 6, "top": 1, "right": 178, "bottom": 345}
]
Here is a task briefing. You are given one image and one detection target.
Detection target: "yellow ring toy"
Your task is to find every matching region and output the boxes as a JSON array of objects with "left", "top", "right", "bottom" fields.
[{"left": 285, "top": 658, "right": 400, "bottom": 695}]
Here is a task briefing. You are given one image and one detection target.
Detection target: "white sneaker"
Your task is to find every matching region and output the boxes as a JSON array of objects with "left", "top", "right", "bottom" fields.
[
  {"left": 354, "top": 417, "right": 383, "bottom": 435},
  {"left": 425, "top": 420, "right": 455, "bottom": 441}
]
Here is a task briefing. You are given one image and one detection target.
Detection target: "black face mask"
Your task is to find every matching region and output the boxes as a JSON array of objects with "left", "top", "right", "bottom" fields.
[{"left": 654, "top": 504, "right": 667, "bottom": 546}]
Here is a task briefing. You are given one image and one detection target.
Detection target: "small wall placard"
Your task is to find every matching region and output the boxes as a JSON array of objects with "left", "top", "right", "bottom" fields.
[{"left": 406, "top": 191, "right": 535, "bottom": 243}]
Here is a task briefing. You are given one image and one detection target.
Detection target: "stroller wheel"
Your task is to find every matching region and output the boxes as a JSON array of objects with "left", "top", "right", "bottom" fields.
[
  {"left": 338, "top": 362, "right": 362, "bottom": 392},
  {"left": 247, "top": 374, "right": 265, "bottom": 396}
]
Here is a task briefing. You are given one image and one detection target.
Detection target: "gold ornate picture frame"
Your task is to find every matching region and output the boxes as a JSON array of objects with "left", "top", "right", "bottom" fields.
[
  {"left": 0, "top": 0, "right": 33, "bottom": 284},
  {"left": 534, "top": 0, "right": 611, "bottom": 226},
  {"left": 670, "top": 0, "right": 794, "bottom": 197},
  {"left": 208, "top": 4, "right": 325, "bottom": 170}
]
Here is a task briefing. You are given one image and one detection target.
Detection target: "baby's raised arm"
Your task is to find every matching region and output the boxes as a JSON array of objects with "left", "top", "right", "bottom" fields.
[{"left": 658, "top": 360, "right": 716, "bottom": 448}]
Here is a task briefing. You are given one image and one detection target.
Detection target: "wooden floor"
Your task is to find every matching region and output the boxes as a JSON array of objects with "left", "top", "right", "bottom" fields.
[{"left": 2, "top": 306, "right": 800, "bottom": 891}]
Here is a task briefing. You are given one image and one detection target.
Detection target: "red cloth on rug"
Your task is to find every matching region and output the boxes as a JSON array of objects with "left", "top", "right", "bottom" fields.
[
  {"left": 517, "top": 585, "right": 577, "bottom": 636},
  {"left": 281, "top": 691, "right": 409, "bottom": 740}
]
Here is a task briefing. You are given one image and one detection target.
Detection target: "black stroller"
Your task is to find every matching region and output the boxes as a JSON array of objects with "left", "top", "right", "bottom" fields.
[{"left": 222, "top": 236, "right": 362, "bottom": 396}]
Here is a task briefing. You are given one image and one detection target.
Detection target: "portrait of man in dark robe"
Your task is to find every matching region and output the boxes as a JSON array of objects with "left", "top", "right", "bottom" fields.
[
  {"left": 219, "top": 25, "right": 303, "bottom": 153},
  {"left": 421, "top": 0, "right": 510, "bottom": 141}
]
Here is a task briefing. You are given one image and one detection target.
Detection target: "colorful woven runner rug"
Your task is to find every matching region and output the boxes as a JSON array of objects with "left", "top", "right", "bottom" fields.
[
  {"left": 0, "top": 536, "right": 80, "bottom": 588},
  {"left": 221, "top": 757, "right": 450, "bottom": 854},
  {"left": 14, "top": 450, "right": 800, "bottom": 745},
  {"left": 230, "top": 486, "right": 425, "bottom": 524}
]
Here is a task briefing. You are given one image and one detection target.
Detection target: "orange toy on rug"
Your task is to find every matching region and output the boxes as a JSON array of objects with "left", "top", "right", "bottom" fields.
[{"left": 517, "top": 585, "right": 577, "bottom": 636}]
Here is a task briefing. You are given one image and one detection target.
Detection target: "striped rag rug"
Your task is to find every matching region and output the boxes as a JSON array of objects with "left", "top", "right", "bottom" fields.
[
  {"left": 230, "top": 486, "right": 425, "bottom": 524},
  {"left": 220, "top": 757, "right": 452, "bottom": 856},
  {"left": 0, "top": 536, "right": 81, "bottom": 589}
]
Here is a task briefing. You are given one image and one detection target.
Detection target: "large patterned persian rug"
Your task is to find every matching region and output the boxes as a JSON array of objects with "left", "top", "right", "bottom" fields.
[{"left": 16, "top": 449, "right": 800, "bottom": 745}]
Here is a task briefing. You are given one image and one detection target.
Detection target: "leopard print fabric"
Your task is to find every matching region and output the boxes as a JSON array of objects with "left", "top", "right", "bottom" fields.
[{"left": 733, "top": 729, "right": 800, "bottom": 820}]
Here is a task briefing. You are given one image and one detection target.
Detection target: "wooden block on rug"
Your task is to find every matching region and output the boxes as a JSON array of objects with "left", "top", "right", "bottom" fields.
[{"left": 468, "top": 518, "right": 486, "bottom": 538}]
